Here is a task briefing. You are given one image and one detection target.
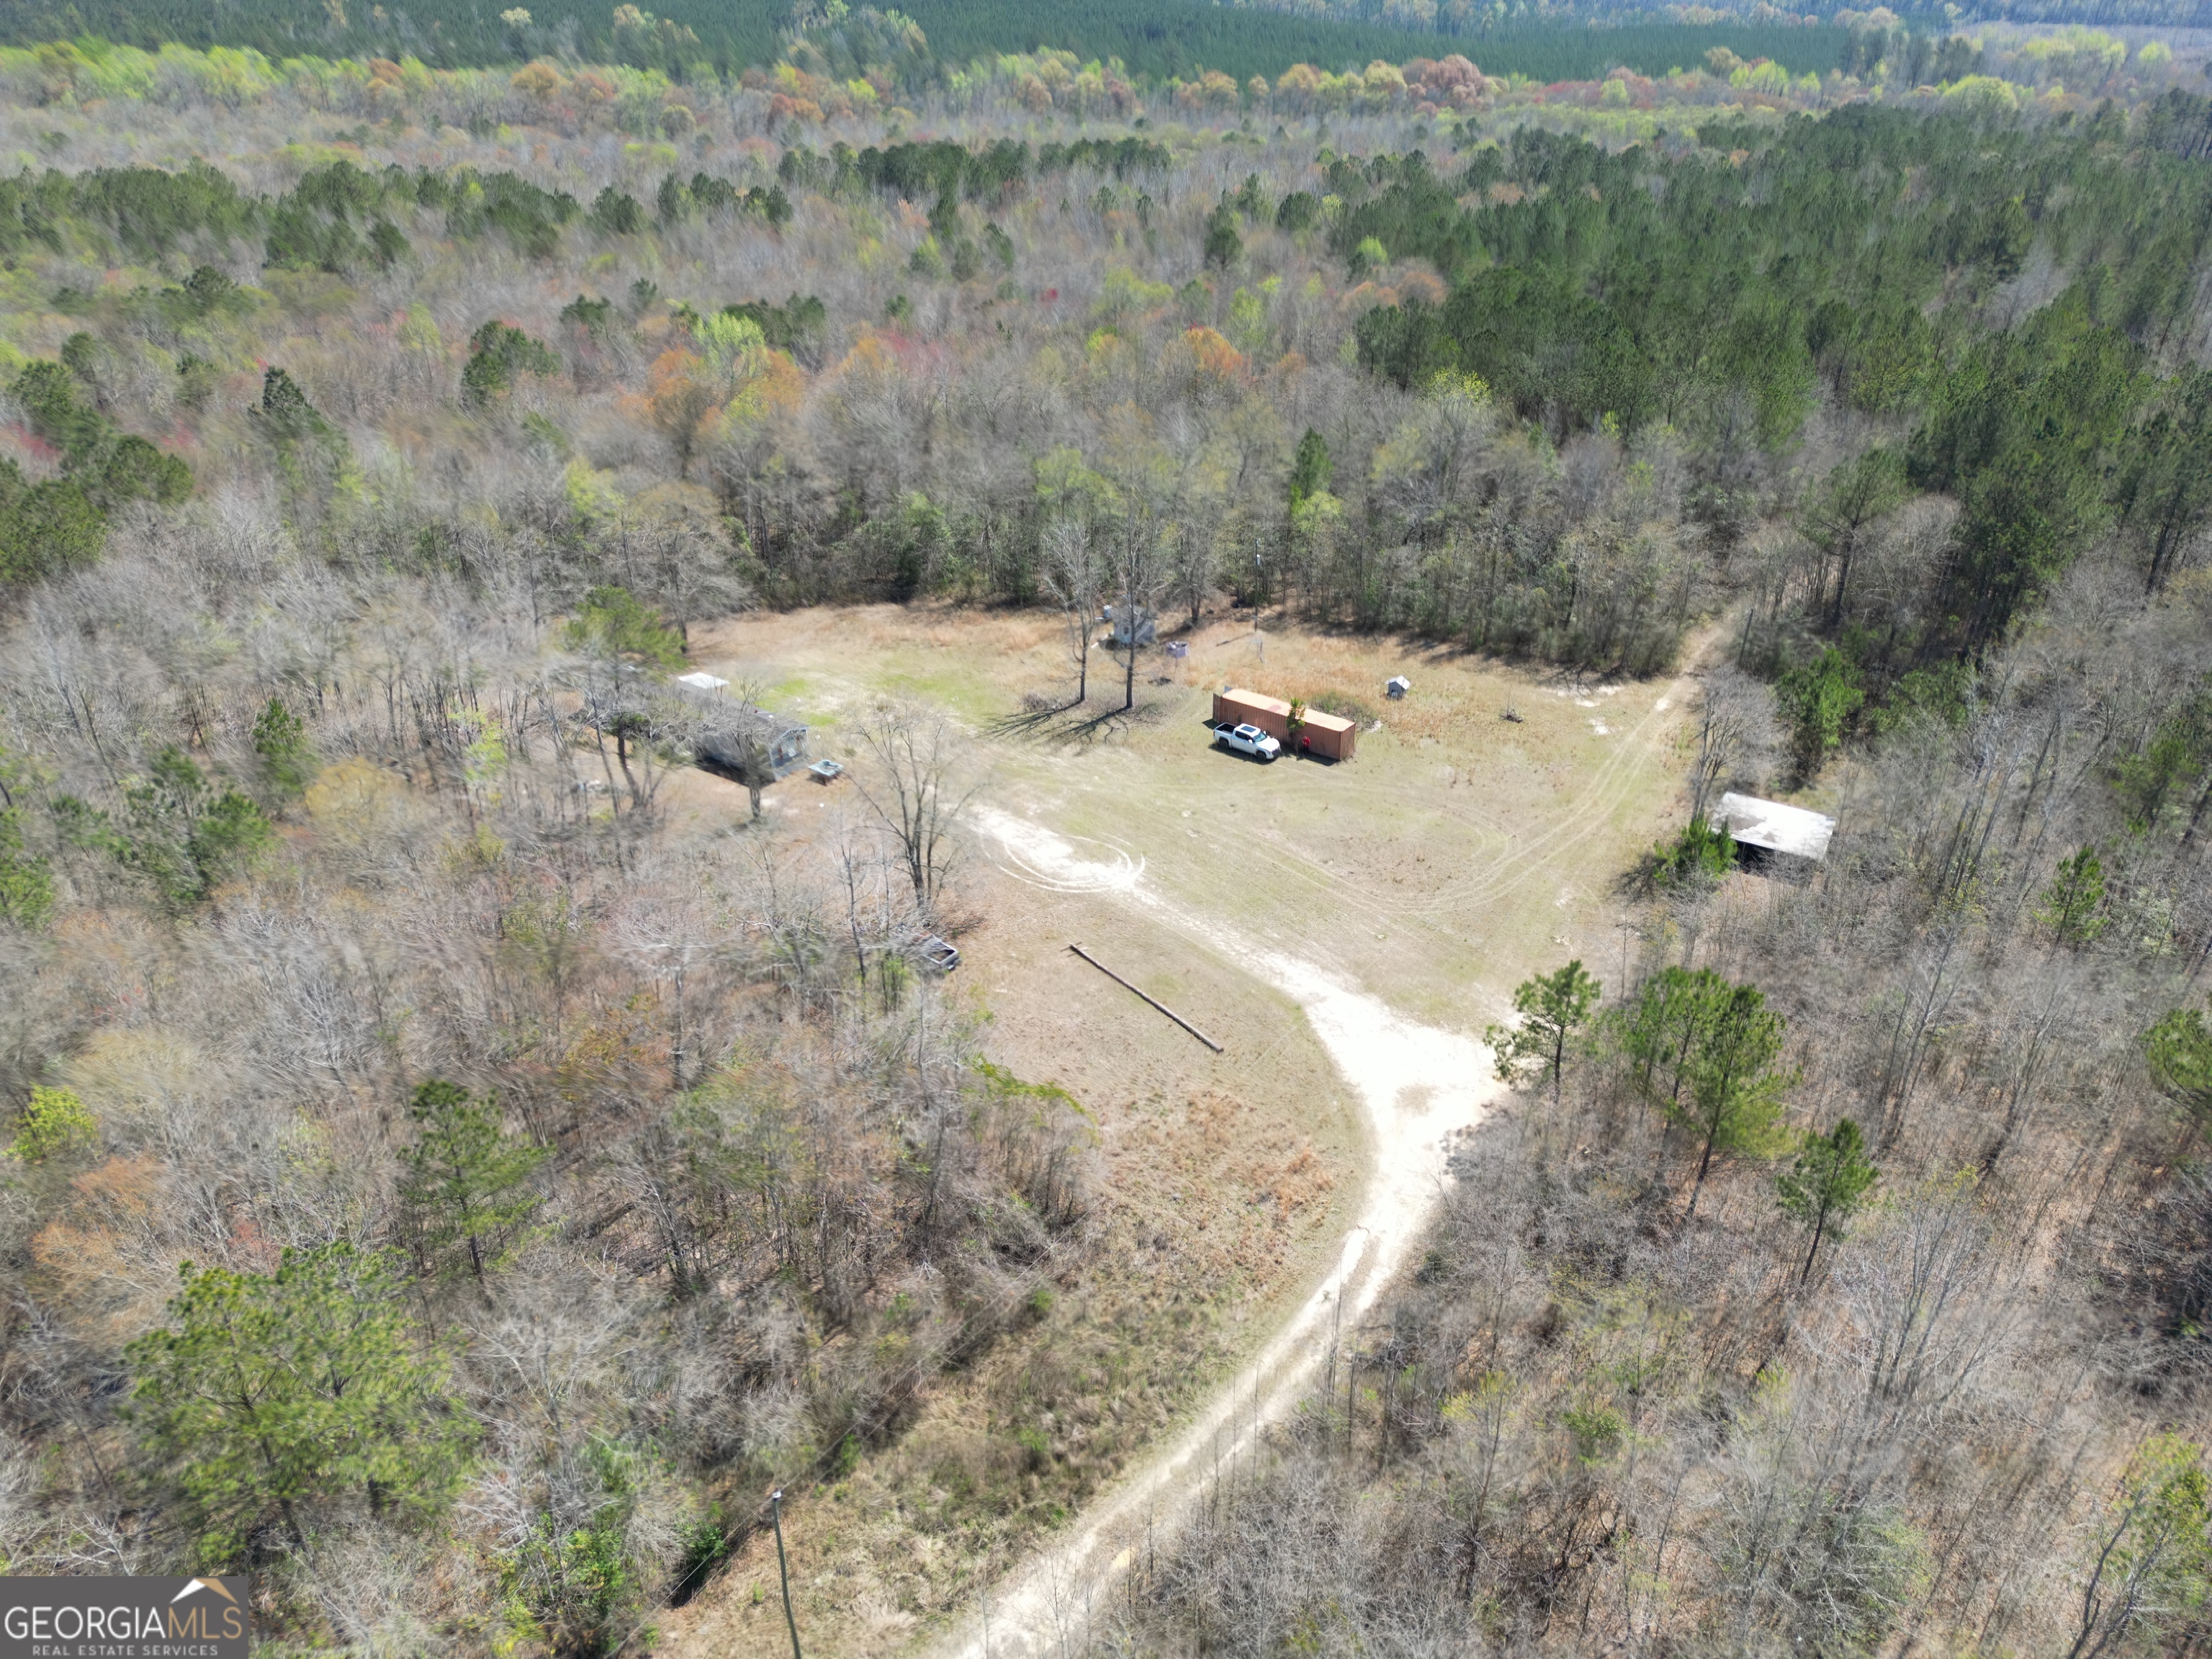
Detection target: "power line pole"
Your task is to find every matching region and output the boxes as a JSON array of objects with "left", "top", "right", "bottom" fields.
[{"left": 771, "top": 1489, "right": 802, "bottom": 1659}]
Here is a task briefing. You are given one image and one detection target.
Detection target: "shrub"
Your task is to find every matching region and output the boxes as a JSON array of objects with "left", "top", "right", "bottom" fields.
[
  {"left": 1775, "top": 647, "right": 1863, "bottom": 782},
  {"left": 1649, "top": 816, "right": 1735, "bottom": 889}
]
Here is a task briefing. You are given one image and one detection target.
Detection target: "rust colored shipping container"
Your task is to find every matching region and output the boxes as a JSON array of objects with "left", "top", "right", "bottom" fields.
[{"left": 1213, "top": 688, "right": 1357, "bottom": 760}]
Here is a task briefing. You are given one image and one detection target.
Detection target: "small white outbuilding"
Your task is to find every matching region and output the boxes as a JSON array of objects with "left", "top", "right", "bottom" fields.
[
  {"left": 1385, "top": 675, "right": 1411, "bottom": 699},
  {"left": 1709, "top": 792, "right": 1837, "bottom": 874}
]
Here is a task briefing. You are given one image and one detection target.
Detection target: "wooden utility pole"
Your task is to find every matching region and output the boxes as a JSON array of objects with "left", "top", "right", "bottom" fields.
[
  {"left": 1069, "top": 944, "right": 1224, "bottom": 1051},
  {"left": 771, "top": 1489, "right": 801, "bottom": 1659}
]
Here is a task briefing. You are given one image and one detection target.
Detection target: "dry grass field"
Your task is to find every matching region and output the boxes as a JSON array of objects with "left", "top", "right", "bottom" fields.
[{"left": 651, "top": 603, "right": 1699, "bottom": 1654}]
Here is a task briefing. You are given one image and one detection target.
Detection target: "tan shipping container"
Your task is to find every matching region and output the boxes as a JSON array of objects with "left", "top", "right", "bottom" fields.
[
  {"left": 1214, "top": 688, "right": 1292, "bottom": 739},
  {"left": 1213, "top": 688, "right": 1357, "bottom": 761},
  {"left": 1297, "top": 708, "right": 1357, "bottom": 760}
]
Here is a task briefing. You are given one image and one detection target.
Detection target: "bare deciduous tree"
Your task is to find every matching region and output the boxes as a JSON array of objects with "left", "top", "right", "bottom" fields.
[
  {"left": 1689, "top": 665, "right": 1772, "bottom": 824},
  {"left": 1109, "top": 528, "right": 1167, "bottom": 714},
  {"left": 1042, "top": 519, "right": 1100, "bottom": 709},
  {"left": 850, "top": 702, "right": 983, "bottom": 917}
]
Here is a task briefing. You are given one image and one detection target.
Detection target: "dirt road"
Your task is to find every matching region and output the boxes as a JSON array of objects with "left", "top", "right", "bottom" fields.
[{"left": 953, "top": 814, "right": 1497, "bottom": 1658}]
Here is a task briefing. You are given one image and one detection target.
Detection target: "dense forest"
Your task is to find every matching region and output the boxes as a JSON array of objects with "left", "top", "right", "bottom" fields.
[
  {"left": 5, "top": 0, "right": 2206, "bottom": 78},
  {"left": 0, "top": 0, "right": 1848, "bottom": 85},
  {"left": 2, "top": 3, "right": 2212, "bottom": 1653}
]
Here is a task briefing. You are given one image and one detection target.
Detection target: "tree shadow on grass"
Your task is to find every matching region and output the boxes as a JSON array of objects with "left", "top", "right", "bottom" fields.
[{"left": 984, "top": 693, "right": 1167, "bottom": 752}]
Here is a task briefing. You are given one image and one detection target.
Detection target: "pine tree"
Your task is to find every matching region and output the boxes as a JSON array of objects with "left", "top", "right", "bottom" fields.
[
  {"left": 399, "top": 1081, "right": 549, "bottom": 1283},
  {"left": 1486, "top": 959, "right": 1602, "bottom": 1106},
  {"left": 1674, "top": 980, "right": 1791, "bottom": 1220},
  {"left": 250, "top": 695, "right": 317, "bottom": 803},
  {"left": 0, "top": 806, "right": 54, "bottom": 929},
  {"left": 1774, "top": 647, "right": 1864, "bottom": 782},
  {"left": 2038, "top": 845, "right": 2108, "bottom": 946},
  {"left": 1619, "top": 965, "right": 1730, "bottom": 1112},
  {"left": 2145, "top": 1004, "right": 2212, "bottom": 1136},
  {"left": 1775, "top": 1117, "right": 1878, "bottom": 1282},
  {"left": 116, "top": 746, "right": 273, "bottom": 908},
  {"left": 1202, "top": 201, "right": 1242, "bottom": 268},
  {"left": 461, "top": 320, "right": 560, "bottom": 408},
  {"left": 253, "top": 366, "right": 334, "bottom": 445},
  {"left": 565, "top": 585, "right": 686, "bottom": 668},
  {"left": 4, "top": 1085, "right": 95, "bottom": 1162},
  {"left": 1288, "top": 428, "right": 1333, "bottom": 510},
  {"left": 125, "top": 1244, "right": 470, "bottom": 1557}
]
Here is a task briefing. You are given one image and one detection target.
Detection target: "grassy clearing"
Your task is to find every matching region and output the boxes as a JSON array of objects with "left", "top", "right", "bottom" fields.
[{"left": 696, "top": 603, "right": 1690, "bottom": 1020}]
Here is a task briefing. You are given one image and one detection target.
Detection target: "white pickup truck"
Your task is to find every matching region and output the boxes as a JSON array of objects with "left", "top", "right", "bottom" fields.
[{"left": 1213, "top": 721, "right": 1281, "bottom": 760}]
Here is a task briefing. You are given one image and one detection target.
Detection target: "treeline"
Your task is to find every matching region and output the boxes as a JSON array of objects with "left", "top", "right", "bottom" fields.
[
  {"left": 716, "top": 105, "right": 2212, "bottom": 683},
  {"left": 1, "top": 139, "right": 1178, "bottom": 287},
  {"left": 16, "top": 99, "right": 2212, "bottom": 701},
  {"left": 780, "top": 135, "right": 1170, "bottom": 204},
  {"left": 0, "top": 0, "right": 1855, "bottom": 87},
  {"left": 0, "top": 156, "right": 796, "bottom": 272},
  {"left": 892, "top": 1, "right": 1849, "bottom": 84},
  {"left": 1966, "top": 0, "right": 2212, "bottom": 22},
  {"left": 1225, "top": 0, "right": 2212, "bottom": 30},
  {"left": 0, "top": 0, "right": 780, "bottom": 78}
]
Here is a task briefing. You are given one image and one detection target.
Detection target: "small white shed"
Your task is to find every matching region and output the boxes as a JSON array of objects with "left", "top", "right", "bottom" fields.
[
  {"left": 1709, "top": 792, "right": 1836, "bottom": 873},
  {"left": 1385, "top": 675, "right": 1411, "bottom": 699}
]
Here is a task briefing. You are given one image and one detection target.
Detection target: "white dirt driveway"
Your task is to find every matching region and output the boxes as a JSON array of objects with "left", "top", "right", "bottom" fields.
[{"left": 947, "top": 809, "right": 1503, "bottom": 1659}]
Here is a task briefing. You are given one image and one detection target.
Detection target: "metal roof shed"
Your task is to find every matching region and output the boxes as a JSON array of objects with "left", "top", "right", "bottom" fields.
[{"left": 1709, "top": 792, "right": 1836, "bottom": 871}]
